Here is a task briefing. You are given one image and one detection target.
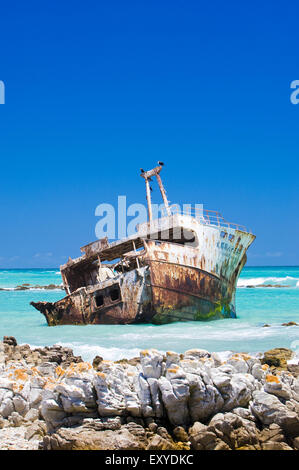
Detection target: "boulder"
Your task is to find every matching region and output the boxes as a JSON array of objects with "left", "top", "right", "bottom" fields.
[
  {"left": 158, "top": 367, "right": 190, "bottom": 426},
  {"left": 42, "top": 425, "right": 148, "bottom": 450},
  {"left": 250, "top": 391, "right": 299, "bottom": 436},
  {"left": 25, "top": 420, "right": 47, "bottom": 441},
  {"left": 208, "top": 412, "right": 259, "bottom": 450},
  {"left": 264, "top": 374, "right": 292, "bottom": 400},
  {"left": 258, "top": 423, "right": 285, "bottom": 443},
  {"left": 146, "top": 434, "right": 177, "bottom": 450},
  {"left": 173, "top": 426, "right": 189, "bottom": 442},
  {"left": 140, "top": 350, "right": 163, "bottom": 379},
  {"left": 261, "top": 348, "right": 294, "bottom": 370}
]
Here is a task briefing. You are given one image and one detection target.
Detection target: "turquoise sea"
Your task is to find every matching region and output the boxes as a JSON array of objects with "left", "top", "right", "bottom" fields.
[{"left": 0, "top": 267, "right": 298, "bottom": 362}]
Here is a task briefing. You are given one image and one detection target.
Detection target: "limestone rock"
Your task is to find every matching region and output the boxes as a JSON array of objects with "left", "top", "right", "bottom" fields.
[
  {"left": 158, "top": 368, "right": 189, "bottom": 425},
  {"left": 140, "top": 350, "right": 163, "bottom": 379},
  {"left": 264, "top": 374, "right": 292, "bottom": 400}
]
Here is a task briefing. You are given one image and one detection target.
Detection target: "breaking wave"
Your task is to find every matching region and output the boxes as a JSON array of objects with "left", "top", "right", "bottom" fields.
[
  {"left": 237, "top": 276, "right": 299, "bottom": 288},
  {"left": 30, "top": 342, "right": 143, "bottom": 363}
]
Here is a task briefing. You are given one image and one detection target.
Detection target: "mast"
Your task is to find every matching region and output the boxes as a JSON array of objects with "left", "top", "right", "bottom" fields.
[{"left": 140, "top": 163, "right": 171, "bottom": 221}]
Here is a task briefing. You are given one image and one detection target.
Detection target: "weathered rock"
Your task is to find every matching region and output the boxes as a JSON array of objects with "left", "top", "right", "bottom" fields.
[
  {"left": 8, "top": 411, "right": 24, "bottom": 427},
  {"left": 158, "top": 367, "right": 189, "bottom": 425},
  {"left": 292, "top": 436, "right": 299, "bottom": 450},
  {"left": 188, "top": 421, "right": 207, "bottom": 436},
  {"left": 1, "top": 341, "right": 299, "bottom": 450},
  {"left": 146, "top": 434, "right": 177, "bottom": 450},
  {"left": 258, "top": 423, "right": 285, "bottom": 443},
  {"left": 231, "top": 407, "right": 257, "bottom": 422},
  {"left": 184, "top": 349, "right": 211, "bottom": 360},
  {"left": 250, "top": 391, "right": 299, "bottom": 436},
  {"left": 25, "top": 420, "right": 47, "bottom": 441},
  {"left": 262, "top": 441, "right": 293, "bottom": 450},
  {"left": 24, "top": 408, "right": 40, "bottom": 422},
  {"left": 173, "top": 426, "right": 189, "bottom": 442},
  {"left": 207, "top": 412, "right": 259, "bottom": 450},
  {"left": 140, "top": 350, "right": 163, "bottom": 379},
  {"left": 92, "top": 356, "right": 103, "bottom": 369},
  {"left": 2, "top": 338, "right": 83, "bottom": 368},
  {"left": 42, "top": 425, "right": 148, "bottom": 450},
  {"left": 190, "top": 428, "right": 230, "bottom": 450},
  {"left": 261, "top": 348, "right": 294, "bottom": 370},
  {"left": 3, "top": 337, "right": 17, "bottom": 347}
]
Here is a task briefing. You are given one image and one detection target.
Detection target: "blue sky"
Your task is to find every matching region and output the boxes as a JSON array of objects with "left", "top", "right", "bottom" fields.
[{"left": 0, "top": 0, "right": 298, "bottom": 268}]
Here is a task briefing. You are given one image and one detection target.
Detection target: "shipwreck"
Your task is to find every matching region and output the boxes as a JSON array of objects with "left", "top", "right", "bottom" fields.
[{"left": 31, "top": 164, "right": 255, "bottom": 325}]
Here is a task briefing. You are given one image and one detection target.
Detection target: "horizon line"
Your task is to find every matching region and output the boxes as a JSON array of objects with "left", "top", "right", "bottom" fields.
[{"left": 0, "top": 265, "right": 299, "bottom": 270}]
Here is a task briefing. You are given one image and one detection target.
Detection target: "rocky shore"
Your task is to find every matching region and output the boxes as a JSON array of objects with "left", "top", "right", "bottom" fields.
[
  {"left": 0, "top": 336, "right": 298, "bottom": 450},
  {"left": 0, "top": 284, "right": 63, "bottom": 291}
]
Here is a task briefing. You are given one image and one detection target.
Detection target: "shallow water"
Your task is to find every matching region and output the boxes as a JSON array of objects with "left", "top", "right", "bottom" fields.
[{"left": 0, "top": 267, "right": 298, "bottom": 362}]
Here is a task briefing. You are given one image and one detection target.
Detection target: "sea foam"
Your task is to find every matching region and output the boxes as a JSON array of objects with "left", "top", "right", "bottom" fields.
[{"left": 237, "top": 276, "right": 299, "bottom": 288}]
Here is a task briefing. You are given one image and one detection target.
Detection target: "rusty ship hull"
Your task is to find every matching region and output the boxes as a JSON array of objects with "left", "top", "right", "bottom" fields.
[{"left": 31, "top": 214, "right": 255, "bottom": 325}]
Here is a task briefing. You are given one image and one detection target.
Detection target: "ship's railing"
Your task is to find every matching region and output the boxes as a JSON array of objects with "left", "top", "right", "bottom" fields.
[{"left": 166, "top": 205, "right": 247, "bottom": 232}]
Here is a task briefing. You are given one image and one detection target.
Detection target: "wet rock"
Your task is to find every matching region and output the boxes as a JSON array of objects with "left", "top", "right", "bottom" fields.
[{"left": 282, "top": 322, "right": 298, "bottom": 327}]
